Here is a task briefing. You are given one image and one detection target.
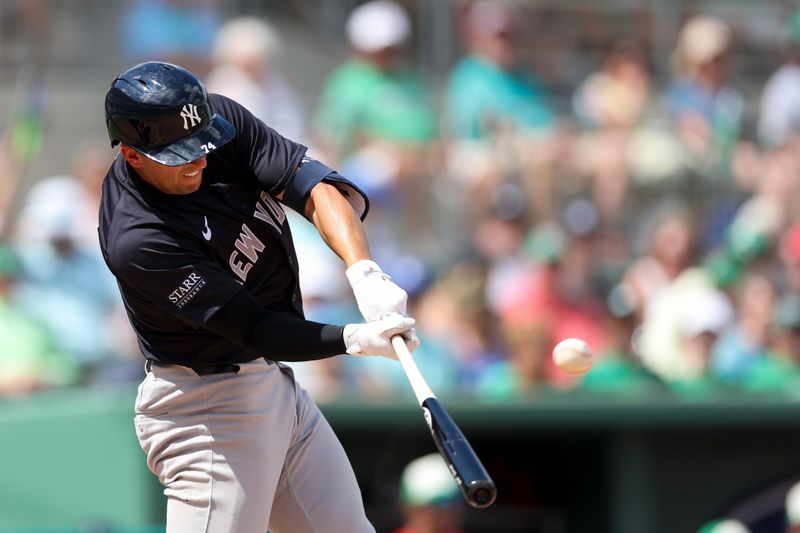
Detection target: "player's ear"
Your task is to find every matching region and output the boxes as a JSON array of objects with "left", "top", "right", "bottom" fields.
[{"left": 119, "top": 145, "right": 144, "bottom": 167}]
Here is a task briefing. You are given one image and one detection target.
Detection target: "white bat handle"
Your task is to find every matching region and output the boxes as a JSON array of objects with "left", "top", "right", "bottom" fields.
[{"left": 391, "top": 335, "right": 436, "bottom": 405}]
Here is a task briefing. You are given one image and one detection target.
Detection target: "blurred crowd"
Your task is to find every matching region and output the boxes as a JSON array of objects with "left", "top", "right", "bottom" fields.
[{"left": 4, "top": 0, "right": 800, "bottom": 405}]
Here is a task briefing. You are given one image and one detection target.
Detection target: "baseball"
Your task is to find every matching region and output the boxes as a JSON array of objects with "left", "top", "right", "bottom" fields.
[{"left": 552, "top": 338, "right": 593, "bottom": 374}]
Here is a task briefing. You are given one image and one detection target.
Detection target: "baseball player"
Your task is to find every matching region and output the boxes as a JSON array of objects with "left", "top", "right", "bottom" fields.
[{"left": 98, "top": 61, "right": 418, "bottom": 533}]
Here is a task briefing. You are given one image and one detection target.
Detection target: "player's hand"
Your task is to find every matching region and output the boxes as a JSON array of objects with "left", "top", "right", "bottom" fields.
[
  {"left": 346, "top": 259, "right": 408, "bottom": 322},
  {"left": 343, "top": 314, "right": 419, "bottom": 360}
]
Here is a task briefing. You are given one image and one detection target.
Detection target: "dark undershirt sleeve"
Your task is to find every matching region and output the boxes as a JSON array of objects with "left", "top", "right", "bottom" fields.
[{"left": 205, "top": 289, "right": 347, "bottom": 361}]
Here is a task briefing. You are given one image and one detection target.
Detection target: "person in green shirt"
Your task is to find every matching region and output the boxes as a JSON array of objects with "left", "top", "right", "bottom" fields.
[
  {"left": 576, "top": 284, "right": 668, "bottom": 397},
  {"left": 696, "top": 518, "right": 750, "bottom": 533},
  {"left": 739, "top": 293, "right": 800, "bottom": 396},
  {"left": 443, "top": 2, "right": 555, "bottom": 141},
  {"left": 0, "top": 244, "right": 77, "bottom": 395},
  {"left": 314, "top": 1, "right": 439, "bottom": 255},
  {"left": 442, "top": 1, "right": 560, "bottom": 223},
  {"left": 314, "top": 0, "right": 437, "bottom": 162}
]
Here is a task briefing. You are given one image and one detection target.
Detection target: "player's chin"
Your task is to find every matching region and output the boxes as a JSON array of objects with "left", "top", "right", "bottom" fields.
[{"left": 178, "top": 173, "right": 203, "bottom": 193}]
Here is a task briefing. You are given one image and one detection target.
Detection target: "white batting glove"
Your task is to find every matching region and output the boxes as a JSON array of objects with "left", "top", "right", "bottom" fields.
[
  {"left": 343, "top": 314, "right": 419, "bottom": 360},
  {"left": 346, "top": 259, "right": 408, "bottom": 322}
]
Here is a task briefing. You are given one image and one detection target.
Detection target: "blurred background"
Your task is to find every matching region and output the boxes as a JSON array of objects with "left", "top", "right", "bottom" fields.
[{"left": 5, "top": 0, "right": 800, "bottom": 532}]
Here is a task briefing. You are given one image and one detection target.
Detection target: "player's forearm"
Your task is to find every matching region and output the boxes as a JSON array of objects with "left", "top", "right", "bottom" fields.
[
  {"left": 243, "top": 311, "right": 347, "bottom": 360},
  {"left": 306, "top": 181, "right": 371, "bottom": 267},
  {"left": 205, "top": 288, "right": 416, "bottom": 362},
  {"left": 305, "top": 181, "right": 409, "bottom": 322},
  {"left": 205, "top": 289, "right": 346, "bottom": 361}
]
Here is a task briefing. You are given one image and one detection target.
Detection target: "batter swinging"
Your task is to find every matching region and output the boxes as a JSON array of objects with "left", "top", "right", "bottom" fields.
[{"left": 98, "top": 61, "right": 418, "bottom": 533}]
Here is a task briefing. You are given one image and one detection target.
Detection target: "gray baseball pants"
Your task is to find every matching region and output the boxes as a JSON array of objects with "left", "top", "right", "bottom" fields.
[{"left": 134, "top": 357, "right": 374, "bottom": 533}]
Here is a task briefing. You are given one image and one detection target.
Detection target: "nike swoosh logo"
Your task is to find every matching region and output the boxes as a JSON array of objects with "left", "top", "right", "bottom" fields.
[{"left": 202, "top": 216, "right": 212, "bottom": 241}]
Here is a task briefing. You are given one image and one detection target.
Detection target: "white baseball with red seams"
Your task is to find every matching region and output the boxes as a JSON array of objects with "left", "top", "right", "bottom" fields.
[{"left": 552, "top": 338, "right": 593, "bottom": 374}]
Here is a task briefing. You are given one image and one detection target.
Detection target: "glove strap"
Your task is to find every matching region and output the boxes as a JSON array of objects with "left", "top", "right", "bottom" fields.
[{"left": 345, "top": 259, "right": 387, "bottom": 287}]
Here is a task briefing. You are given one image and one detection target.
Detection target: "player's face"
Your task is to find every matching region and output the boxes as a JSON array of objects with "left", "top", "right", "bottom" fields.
[{"left": 121, "top": 146, "right": 207, "bottom": 195}]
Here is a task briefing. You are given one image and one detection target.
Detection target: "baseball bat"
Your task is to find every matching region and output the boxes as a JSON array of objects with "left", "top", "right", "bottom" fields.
[{"left": 391, "top": 335, "right": 497, "bottom": 509}]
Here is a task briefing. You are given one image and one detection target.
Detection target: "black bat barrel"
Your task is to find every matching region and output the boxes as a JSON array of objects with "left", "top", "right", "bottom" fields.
[{"left": 422, "top": 398, "right": 497, "bottom": 509}]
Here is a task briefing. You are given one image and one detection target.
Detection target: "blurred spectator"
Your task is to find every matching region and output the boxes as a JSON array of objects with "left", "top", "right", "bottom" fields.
[
  {"left": 573, "top": 41, "right": 651, "bottom": 131},
  {"left": 623, "top": 203, "right": 739, "bottom": 383},
  {"left": 709, "top": 269, "right": 776, "bottom": 385},
  {"left": 391, "top": 453, "right": 465, "bottom": 533},
  {"left": 576, "top": 283, "right": 668, "bottom": 396},
  {"left": 770, "top": 294, "right": 800, "bottom": 363},
  {"left": 13, "top": 141, "right": 111, "bottom": 253},
  {"left": 778, "top": 222, "right": 800, "bottom": 298},
  {"left": 479, "top": 194, "right": 532, "bottom": 312},
  {"left": 758, "top": 8, "right": 800, "bottom": 151},
  {"left": 314, "top": 0, "right": 438, "bottom": 258},
  {"left": 2, "top": 0, "right": 51, "bottom": 55},
  {"left": 9, "top": 144, "right": 138, "bottom": 382},
  {"left": 621, "top": 203, "right": 697, "bottom": 324},
  {"left": 786, "top": 480, "right": 800, "bottom": 533},
  {"left": 10, "top": 181, "right": 128, "bottom": 370},
  {"left": 571, "top": 40, "right": 653, "bottom": 221},
  {"left": 739, "top": 293, "right": 800, "bottom": 396},
  {"left": 1, "top": 58, "right": 48, "bottom": 236},
  {"left": 314, "top": 0, "right": 436, "bottom": 162},
  {"left": 205, "top": 17, "right": 308, "bottom": 143},
  {"left": 667, "top": 287, "right": 735, "bottom": 397},
  {"left": 445, "top": 1, "right": 555, "bottom": 140},
  {"left": 443, "top": 0, "right": 560, "bottom": 223},
  {"left": 0, "top": 243, "right": 77, "bottom": 395},
  {"left": 639, "top": 266, "right": 734, "bottom": 385},
  {"left": 664, "top": 14, "right": 745, "bottom": 180},
  {"left": 715, "top": 169, "right": 786, "bottom": 270},
  {"left": 487, "top": 223, "right": 611, "bottom": 392},
  {"left": 697, "top": 518, "right": 751, "bottom": 533},
  {"left": 120, "top": 0, "right": 221, "bottom": 76},
  {"left": 475, "top": 320, "right": 554, "bottom": 401},
  {"left": 0, "top": 140, "right": 17, "bottom": 236}
]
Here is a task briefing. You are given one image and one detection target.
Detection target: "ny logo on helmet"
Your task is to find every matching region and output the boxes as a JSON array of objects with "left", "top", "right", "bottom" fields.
[{"left": 180, "top": 104, "right": 201, "bottom": 130}]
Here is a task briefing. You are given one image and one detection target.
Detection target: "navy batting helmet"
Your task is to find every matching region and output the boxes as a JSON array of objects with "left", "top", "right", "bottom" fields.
[{"left": 105, "top": 62, "right": 235, "bottom": 166}]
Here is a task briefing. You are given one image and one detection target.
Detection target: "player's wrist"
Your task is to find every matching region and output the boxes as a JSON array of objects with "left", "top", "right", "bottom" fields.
[
  {"left": 345, "top": 259, "right": 387, "bottom": 287},
  {"left": 326, "top": 324, "right": 348, "bottom": 354},
  {"left": 346, "top": 260, "right": 408, "bottom": 322},
  {"left": 342, "top": 323, "right": 359, "bottom": 354}
]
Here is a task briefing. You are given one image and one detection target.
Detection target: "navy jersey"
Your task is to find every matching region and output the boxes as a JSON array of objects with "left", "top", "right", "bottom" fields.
[{"left": 98, "top": 94, "right": 367, "bottom": 367}]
